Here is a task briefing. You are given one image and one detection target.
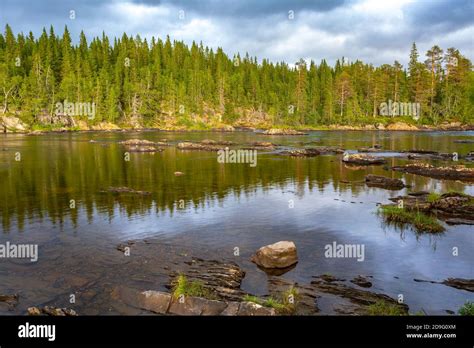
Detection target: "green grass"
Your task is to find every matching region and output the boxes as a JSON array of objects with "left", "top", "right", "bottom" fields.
[
  {"left": 172, "top": 274, "right": 213, "bottom": 299},
  {"left": 379, "top": 206, "right": 445, "bottom": 233},
  {"left": 243, "top": 287, "right": 299, "bottom": 314},
  {"left": 427, "top": 192, "right": 441, "bottom": 203},
  {"left": 366, "top": 300, "right": 407, "bottom": 316},
  {"left": 458, "top": 301, "right": 474, "bottom": 316}
]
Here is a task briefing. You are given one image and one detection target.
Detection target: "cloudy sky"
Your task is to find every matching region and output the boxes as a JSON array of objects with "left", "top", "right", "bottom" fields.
[{"left": 1, "top": 0, "right": 473, "bottom": 67}]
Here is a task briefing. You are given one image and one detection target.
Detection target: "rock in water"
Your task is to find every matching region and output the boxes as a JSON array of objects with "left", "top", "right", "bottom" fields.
[
  {"left": 365, "top": 174, "right": 405, "bottom": 189},
  {"left": 251, "top": 241, "right": 298, "bottom": 269}
]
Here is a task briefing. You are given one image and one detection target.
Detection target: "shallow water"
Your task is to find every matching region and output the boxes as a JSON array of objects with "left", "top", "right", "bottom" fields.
[{"left": 0, "top": 130, "right": 473, "bottom": 314}]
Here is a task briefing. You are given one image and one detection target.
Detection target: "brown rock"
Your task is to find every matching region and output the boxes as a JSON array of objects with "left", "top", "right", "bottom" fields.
[
  {"left": 251, "top": 241, "right": 298, "bottom": 269},
  {"left": 365, "top": 174, "right": 405, "bottom": 189},
  {"left": 138, "top": 290, "right": 171, "bottom": 314},
  {"left": 237, "top": 302, "right": 276, "bottom": 316},
  {"left": 168, "top": 296, "right": 227, "bottom": 315}
]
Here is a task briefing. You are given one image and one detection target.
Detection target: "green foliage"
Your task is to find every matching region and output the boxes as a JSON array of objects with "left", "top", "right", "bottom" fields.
[
  {"left": 367, "top": 300, "right": 407, "bottom": 316},
  {"left": 172, "top": 274, "right": 212, "bottom": 299},
  {"left": 427, "top": 192, "right": 441, "bottom": 203},
  {"left": 458, "top": 301, "right": 474, "bottom": 316},
  {"left": 0, "top": 25, "right": 472, "bottom": 128},
  {"left": 243, "top": 286, "right": 299, "bottom": 314},
  {"left": 379, "top": 206, "right": 445, "bottom": 233}
]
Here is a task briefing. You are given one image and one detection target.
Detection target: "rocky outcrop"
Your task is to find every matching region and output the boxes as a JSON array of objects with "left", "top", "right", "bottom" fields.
[
  {"left": 311, "top": 276, "right": 408, "bottom": 315},
  {"left": 350, "top": 276, "right": 373, "bottom": 288},
  {"left": 365, "top": 175, "right": 406, "bottom": 189},
  {"left": 392, "top": 163, "right": 474, "bottom": 181},
  {"left": 0, "top": 116, "right": 28, "bottom": 132},
  {"left": 262, "top": 128, "right": 307, "bottom": 135},
  {"left": 167, "top": 258, "right": 247, "bottom": 302},
  {"left": 251, "top": 241, "right": 298, "bottom": 270},
  {"left": 200, "top": 139, "right": 233, "bottom": 146},
  {"left": 386, "top": 122, "right": 419, "bottom": 131},
  {"left": 388, "top": 192, "right": 474, "bottom": 225},
  {"left": 101, "top": 187, "right": 151, "bottom": 195},
  {"left": 414, "top": 278, "right": 474, "bottom": 292},
  {"left": 282, "top": 148, "right": 321, "bottom": 157},
  {"left": 177, "top": 142, "right": 224, "bottom": 151}
]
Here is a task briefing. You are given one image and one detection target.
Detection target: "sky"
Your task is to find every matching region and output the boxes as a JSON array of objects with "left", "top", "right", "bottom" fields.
[{"left": 0, "top": 0, "right": 473, "bottom": 67}]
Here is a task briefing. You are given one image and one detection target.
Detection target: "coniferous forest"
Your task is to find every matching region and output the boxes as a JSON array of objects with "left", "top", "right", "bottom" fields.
[{"left": 0, "top": 24, "right": 473, "bottom": 129}]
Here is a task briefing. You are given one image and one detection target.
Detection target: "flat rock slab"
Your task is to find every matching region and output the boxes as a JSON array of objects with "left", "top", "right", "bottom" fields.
[
  {"left": 392, "top": 164, "right": 474, "bottom": 181},
  {"left": 310, "top": 276, "right": 408, "bottom": 314},
  {"left": 138, "top": 290, "right": 171, "bottom": 314},
  {"left": 343, "top": 154, "right": 386, "bottom": 165},
  {"left": 168, "top": 296, "right": 228, "bottom": 315},
  {"left": 168, "top": 258, "right": 246, "bottom": 302}
]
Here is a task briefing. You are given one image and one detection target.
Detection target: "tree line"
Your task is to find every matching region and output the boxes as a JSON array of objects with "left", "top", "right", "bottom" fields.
[{"left": 0, "top": 25, "right": 473, "bottom": 127}]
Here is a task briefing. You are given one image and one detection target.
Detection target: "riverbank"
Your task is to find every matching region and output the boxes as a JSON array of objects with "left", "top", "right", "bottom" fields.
[{"left": 1, "top": 115, "right": 473, "bottom": 134}]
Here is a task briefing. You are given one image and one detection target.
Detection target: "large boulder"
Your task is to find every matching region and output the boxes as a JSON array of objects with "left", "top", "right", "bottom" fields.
[
  {"left": 1, "top": 116, "right": 27, "bottom": 132},
  {"left": 251, "top": 241, "right": 298, "bottom": 269}
]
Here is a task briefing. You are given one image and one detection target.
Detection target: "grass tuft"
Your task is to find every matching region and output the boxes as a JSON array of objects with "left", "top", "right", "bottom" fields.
[
  {"left": 458, "top": 301, "right": 474, "bottom": 316},
  {"left": 172, "top": 274, "right": 213, "bottom": 299},
  {"left": 379, "top": 206, "right": 445, "bottom": 233},
  {"left": 367, "top": 300, "right": 407, "bottom": 316}
]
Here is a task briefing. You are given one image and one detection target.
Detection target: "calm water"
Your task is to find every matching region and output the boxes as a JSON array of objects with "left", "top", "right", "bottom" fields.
[{"left": 0, "top": 130, "right": 473, "bottom": 314}]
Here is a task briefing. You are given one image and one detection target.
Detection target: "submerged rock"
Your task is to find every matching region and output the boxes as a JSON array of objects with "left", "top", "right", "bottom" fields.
[
  {"left": 251, "top": 241, "right": 298, "bottom": 270},
  {"left": 413, "top": 277, "right": 474, "bottom": 292},
  {"left": 392, "top": 163, "right": 474, "bottom": 181},
  {"left": 350, "top": 276, "right": 373, "bottom": 288},
  {"left": 311, "top": 276, "right": 408, "bottom": 315},
  {"left": 200, "top": 139, "right": 233, "bottom": 146},
  {"left": 102, "top": 187, "right": 151, "bottom": 195},
  {"left": 443, "top": 278, "right": 474, "bottom": 292},
  {"left": 365, "top": 174, "right": 406, "bottom": 189},
  {"left": 282, "top": 148, "right": 321, "bottom": 157},
  {"left": 124, "top": 145, "right": 163, "bottom": 153}
]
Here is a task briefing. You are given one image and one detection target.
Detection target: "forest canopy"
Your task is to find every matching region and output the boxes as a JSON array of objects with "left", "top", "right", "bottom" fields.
[{"left": 0, "top": 25, "right": 473, "bottom": 128}]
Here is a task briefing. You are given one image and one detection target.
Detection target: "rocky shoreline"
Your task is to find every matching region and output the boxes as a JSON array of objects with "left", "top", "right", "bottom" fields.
[{"left": 1, "top": 114, "right": 473, "bottom": 134}]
